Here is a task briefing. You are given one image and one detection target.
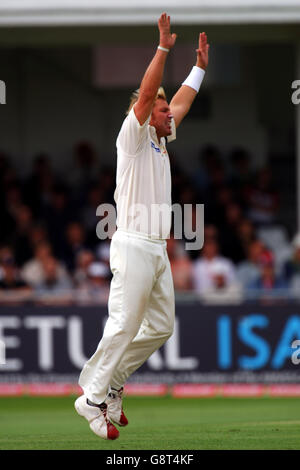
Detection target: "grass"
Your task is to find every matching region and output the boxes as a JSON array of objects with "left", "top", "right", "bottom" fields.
[{"left": 0, "top": 396, "right": 300, "bottom": 450}]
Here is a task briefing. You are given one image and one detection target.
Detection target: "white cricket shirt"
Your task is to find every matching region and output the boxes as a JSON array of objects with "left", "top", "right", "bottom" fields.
[{"left": 114, "top": 106, "right": 176, "bottom": 239}]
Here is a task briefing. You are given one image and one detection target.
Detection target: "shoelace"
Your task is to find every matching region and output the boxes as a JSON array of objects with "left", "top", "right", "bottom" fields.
[{"left": 87, "top": 399, "right": 110, "bottom": 424}]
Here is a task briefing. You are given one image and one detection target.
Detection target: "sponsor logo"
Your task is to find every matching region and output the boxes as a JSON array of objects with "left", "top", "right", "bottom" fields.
[{"left": 151, "top": 141, "right": 161, "bottom": 153}]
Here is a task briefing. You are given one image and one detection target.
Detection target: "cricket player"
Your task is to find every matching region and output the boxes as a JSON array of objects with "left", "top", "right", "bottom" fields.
[{"left": 75, "top": 13, "right": 209, "bottom": 440}]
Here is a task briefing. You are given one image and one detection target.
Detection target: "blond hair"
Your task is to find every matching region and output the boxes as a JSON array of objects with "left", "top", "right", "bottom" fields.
[{"left": 126, "top": 87, "right": 167, "bottom": 115}]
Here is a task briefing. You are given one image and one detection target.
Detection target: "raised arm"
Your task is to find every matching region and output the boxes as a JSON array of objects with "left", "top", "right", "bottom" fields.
[
  {"left": 170, "top": 32, "right": 209, "bottom": 128},
  {"left": 134, "top": 13, "right": 177, "bottom": 126}
]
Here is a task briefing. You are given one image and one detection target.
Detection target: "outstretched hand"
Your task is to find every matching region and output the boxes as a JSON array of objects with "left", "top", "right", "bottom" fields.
[
  {"left": 196, "top": 32, "right": 209, "bottom": 70},
  {"left": 158, "top": 13, "right": 177, "bottom": 50}
]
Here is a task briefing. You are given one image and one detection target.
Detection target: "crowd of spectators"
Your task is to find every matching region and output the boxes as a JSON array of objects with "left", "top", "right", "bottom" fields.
[{"left": 0, "top": 141, "right": 298, "bottom": 305}]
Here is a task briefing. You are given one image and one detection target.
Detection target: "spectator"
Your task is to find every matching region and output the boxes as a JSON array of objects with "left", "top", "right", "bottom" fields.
[
  {"left": 169, "top": 154, "right": 190, "bottom": 204},
  {"left": 0, "top": 248, "right": 32, "bottom": 304},
  {"left": 34, "top": 256, "right": 73, "bottom": 305},
  {"left": 236, "top": 239, "right": 266, "bottom": 288},
  {"left": 228, "top": 147, "right": 253, "bottom": 206},
  {"left": 284, "top": 233, "right": 300, "bottom": 281},
  {"left": 23, "top": 153, "right": 55, "bottom": 215},
  {"left": 167, "top": 236, "right": 193, "bottom": 291},
  {"left": 219, "top": 202, "right": 246, "bottom": 263},
  {"left": 43, "top": 185, "right": 75, "bottom": 258},
  {"left": 98, "top": 165, "right": 116, "bottom": 204},
  {"left": 76, "top": 261, "right": 110, "bottom": 305},
  {"left": 283, "top": 233, "right": 300, "bottom": 300},
  {"left": 0, "top": 184, "right": 24, "bottom": 243},
  {"left": 0, "top": 245, "right": 15, "bottom": 265},
  {"left": 194, "top": 144, "right": 222, "bottom": 194},
  {"left": 248, "top": 251, "right": 287, "bottom": 299},
  {"left": 200, "top": 261, "right": 243, "bottom": 305},
  {"left": 208, "top": 185, "right": 234, "bottom": 227},
  {"left": 96, "top": 239, "right": 112, "bottom": 267},
  {"left": 236, "top": 218, "right": 256, "bottom": 253},
  {"left": 27, "top": 224, "right": 49, "bottom": 251},
  {"left": 203, "top": 224, "right": 219, "bottom": 242},
  {"left": 245, "top": 166, "right": 279, "bottom": 225},
  {"left": 11, "top": 205, "right": 34, "bottom": 266},
  {"left": 192, "top": 238, "right": 237, "bottom": 294},
  {"left": 21, "top": 241, "right": 69, "bottom": 287},
  {"left": 68, "top": 141, "right": 100, "bottom": 198},
  {"left": 62, "top": 221, "right": 88, "bottom": 272},
  {"left": 73, "top": 249, "right": 95, "bottom": 285}
]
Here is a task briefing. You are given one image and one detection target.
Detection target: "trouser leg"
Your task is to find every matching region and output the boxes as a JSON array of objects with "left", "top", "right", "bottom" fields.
[
  {"left": 78, "top": 232, "right": 155, "bottom": 404},
  {"left": 110, "top": 250, "right": 175, "bottom": 390}
]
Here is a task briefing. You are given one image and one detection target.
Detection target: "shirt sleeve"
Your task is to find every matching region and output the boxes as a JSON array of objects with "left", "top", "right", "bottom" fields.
[{"left": 116, "top": 106, "right": 150, "bottom": 156}]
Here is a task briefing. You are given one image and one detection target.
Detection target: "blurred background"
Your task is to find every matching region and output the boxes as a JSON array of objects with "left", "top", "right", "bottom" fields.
[{"left": 0, "top": 0, "right": 300, "bottom": 398}]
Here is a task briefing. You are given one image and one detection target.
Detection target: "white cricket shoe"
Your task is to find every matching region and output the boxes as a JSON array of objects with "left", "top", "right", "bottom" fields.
[
  {"left": 74, "top": 394, "right": 119, "bottom": 440},
  {"left": 105, "top": 387, "right": 129, "bottom": 427}
]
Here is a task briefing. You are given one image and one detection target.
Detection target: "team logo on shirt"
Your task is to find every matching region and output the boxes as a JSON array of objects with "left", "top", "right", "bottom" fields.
[{"left": 151, "top": 141, "right": 161, "bottom": 153}]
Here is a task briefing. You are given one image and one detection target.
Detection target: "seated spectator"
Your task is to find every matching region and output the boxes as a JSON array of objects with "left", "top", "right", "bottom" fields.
[
  {"left": 248, "top": 252, "right": 288, "bottom": 299},
  {"left": 34, "top": 256, "right": 73, "bottom": 305},
  {"left": 43, "top": 185, "right": 75, "bottom": 258},
  {"left": 0, "top": 245, "right": 15, "bottom": 265},
  {"left": 73, "top": 249, "right": 95, "bottom": 285},
  {"left": 283, "top": 233, "right": 300, "bottom": 300},
  {"left": 204, "top": 224, "right": 219, "bottom": 242},
  {"left": 228, "top": 147, "right": 253, "bottom": 204},
  {"left": 209, "top": 185, "right": 234, "bottom": 227},
  {"left": 236, "top": 218, "right": 256, "bottom": 253},
  {"left": 11, "top": 204, "right": 35, "bottom": 266},
  {"left": 27, "top": 223, "right": 49, "bottom": 250},
  {"left": 192, "top": 239, "right": 237, "bottom": 294},
  {"left": 98, "top": 165, "right": 116, "bottom": 205},
  {"left": 23, "top": 153, "right": 55, "bottom": 215},
  {"left": 62, "top": 221, "right": 88, "bottom": 272},
  {"left": 167, "top": 236, "right": 193, "bottom": 291},
  {"left": 200, "top": 262, "right": 243, "bottom": 305},
  {"left": 96, "top": 240, "right": 111, "bottom": 267},
  {"left": 194, "top": 144, "right": 222, "bottom": 194},
  {"left": 76, "top": 261, "right": 110, "bottom": 305},
  {"left": 68, "top": 141, "right": 100, "bottom": 197},
  {"left": 169, "top": 154, "right": 190, "bottom": 204},
  {"left": 0, "top": 249, "right": 32, "bottom": 304},
  {"left": 245, "top": 166, "right": 279, "bottom": 225},
  {"left": 257, "top": 225, "right": 291, "bottom": 275},
  {"left": 283, "top": 233, "right": 300, "bottom": 280},
  {"left": 21, "top": 241, "right": 69, "bottom": 287},
  {"left": 219, "top": 202, "right": 247, "bottom": 263},
  {"left": 0, "top": 184, "right": 24, "bottom": 244},
  {"left": 236, "top": 239, "right": 266, "bottom": 288}
]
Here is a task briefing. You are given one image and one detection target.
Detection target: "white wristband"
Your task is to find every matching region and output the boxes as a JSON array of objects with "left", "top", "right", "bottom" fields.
[
  {"left": 157, "top": 45, "right": 169, "bottom": 53},
  {"left": 182, "top": 66, "right": 205, "bottom": 93}
]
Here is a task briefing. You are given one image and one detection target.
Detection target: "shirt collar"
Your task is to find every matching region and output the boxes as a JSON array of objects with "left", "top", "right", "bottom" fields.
[{"left": 149, "top": 124, "right": 165, "bottom": 147}]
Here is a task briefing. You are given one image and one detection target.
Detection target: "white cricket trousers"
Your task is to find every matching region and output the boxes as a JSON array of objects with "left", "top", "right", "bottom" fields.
[{"left": 78, "top": 229, "right": 175, "bottom": 404}]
